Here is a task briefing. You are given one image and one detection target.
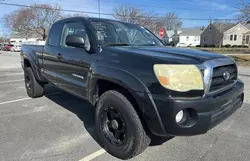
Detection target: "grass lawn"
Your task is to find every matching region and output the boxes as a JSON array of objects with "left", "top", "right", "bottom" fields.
[
  {"left": 192, "top": 47, "right": 250, "bottom": 54},
  {"left": 231, "top": 55, "right": 250, "bottom": 66},
  {"left": 192, "top": 47, "right": 250, "bottom": 66}
]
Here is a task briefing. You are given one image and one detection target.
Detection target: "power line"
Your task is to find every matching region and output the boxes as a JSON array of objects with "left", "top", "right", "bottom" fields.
[
  {"left": 0, "top": 2, "right": 238, "bottom": 21},
  {"left": 102, "top": 0, "right": 237, "bottom": 12},
  {"left": 0, "top": 2, "right": 113, "bottom": 16}
]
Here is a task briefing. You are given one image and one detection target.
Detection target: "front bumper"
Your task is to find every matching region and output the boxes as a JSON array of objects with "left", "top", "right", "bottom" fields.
[{"left": 150, "top": 80, "right": 244, "bottom": 136}]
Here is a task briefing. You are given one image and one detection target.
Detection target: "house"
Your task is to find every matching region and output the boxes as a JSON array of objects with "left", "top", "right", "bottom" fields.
[
  {"left": 242, "top": 24, "right": 250, "bottom": 46},
  {"left": 172, "top": 28, "right": 203, "bottom": 46},
  {"left": 200, "top": 23, "right": 235, "bottom": 47},
  {"left": 223, "top": 23, "right": 250, "bottom": 46}
]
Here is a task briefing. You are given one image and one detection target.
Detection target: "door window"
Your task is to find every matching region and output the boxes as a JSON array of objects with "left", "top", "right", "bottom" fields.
[
  {"left": 61, "top": 22, "right": 90, "bottom": 51},
  {"left": 48, "top": 23, "right": 62, "bottom": 47}
]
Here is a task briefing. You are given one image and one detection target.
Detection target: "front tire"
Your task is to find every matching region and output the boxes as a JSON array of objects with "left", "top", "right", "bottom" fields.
[
  {"left": 24, "top": 67, "right": 44, "bottom": 98},
  {"left": 95, "top": 90, "right": 150, "bottom": 160}
]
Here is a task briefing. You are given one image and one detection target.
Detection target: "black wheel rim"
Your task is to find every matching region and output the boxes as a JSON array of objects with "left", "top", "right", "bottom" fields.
[
  {"left": 25, "top": 73, "right": 32, "bottom": 93},
  {"left": 101, "top": 107, "right": 127, "bottom": 146}
]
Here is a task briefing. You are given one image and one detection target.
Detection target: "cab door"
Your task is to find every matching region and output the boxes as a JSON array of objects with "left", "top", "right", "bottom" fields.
[{"left": 55, "top": 20, "right": 94, "bottom": 99}]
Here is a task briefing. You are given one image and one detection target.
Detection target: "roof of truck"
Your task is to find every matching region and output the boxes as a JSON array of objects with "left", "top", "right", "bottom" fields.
[{"left": 56, "top": 16, "right": 132, "bottom": 25}]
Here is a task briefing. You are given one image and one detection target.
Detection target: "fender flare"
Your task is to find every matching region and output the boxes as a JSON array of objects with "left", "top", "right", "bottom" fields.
[
  {"left": 88, "top": 65, "right": 166, "bottom": 136},
  {"left": 21, "top": 50, "right": 44, "bottom": 82}
]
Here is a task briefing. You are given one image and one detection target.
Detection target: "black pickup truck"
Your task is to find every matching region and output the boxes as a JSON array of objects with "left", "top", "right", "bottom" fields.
[{"left": 21, "top": 17, "right": 244, "bottom": 159}]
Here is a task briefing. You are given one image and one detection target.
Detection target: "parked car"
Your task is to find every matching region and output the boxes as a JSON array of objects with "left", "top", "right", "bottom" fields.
[
  {"left": 176, "top": 43, "right": 189, "bottom": 47},
  {"left": 0, "top": 43, "right": 4, "bottom": 50},
  {"left": 3, "top": 44, "right": 14, "bottom": 51},
  {"left": 21, "top": 17, "right": 244, "bottom": 160},
  {"left": 11, "top": 45, "right": 21, "bottom": 52}
]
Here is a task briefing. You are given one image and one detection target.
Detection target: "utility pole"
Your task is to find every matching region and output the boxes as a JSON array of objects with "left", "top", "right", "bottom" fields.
[{"left": 98, "top": 0, "right": 100, "bottom": 18}]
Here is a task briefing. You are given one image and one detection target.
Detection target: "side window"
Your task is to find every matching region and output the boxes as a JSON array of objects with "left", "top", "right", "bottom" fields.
[
  {"left": 234, "top": 35, "right": 237, "bottom": 41},
  {"left": 61, "top": 22, "right": 90, "bottom": 51},
  {"left": 230, "top": 35, "right": 233, "bottom": 41},
  {"left": 48, "top": 23, "right": 62, "bottom": 46}
]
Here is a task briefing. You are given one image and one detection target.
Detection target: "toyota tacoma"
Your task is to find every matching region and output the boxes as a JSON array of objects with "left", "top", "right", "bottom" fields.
[{"left": 21, "top": 17, "right": 244, "bottom": 159}]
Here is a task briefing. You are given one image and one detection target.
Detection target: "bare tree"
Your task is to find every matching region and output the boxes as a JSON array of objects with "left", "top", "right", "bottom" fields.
[
  {"left": 4, "top": 4, "right": 62, "bottom": 40},
  {"left": 113, "top": 5, "right": 182, "bottom": 36},
  {"left": 237, "top": 2, "right": 250, "bottom": 22},
  {"left": 113, "top": 5, "right": 159, "bottom": 33},
  {"left": 212, "top": 20, "right": 235, "bottom": 47},
  {"left": 158, "top": 12, "right": 182, "bottom": 30}
]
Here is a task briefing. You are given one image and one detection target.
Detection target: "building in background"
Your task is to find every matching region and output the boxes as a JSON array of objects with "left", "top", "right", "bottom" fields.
[
  {"left": 223, "top": 23, "right": 250, "bottom": 46},
  {"left": 0, "top": 37, "right": 9, "bottom": 44},
  {"left": 172, "top": 28, "right": 203, "bottom": 47},
  {"left": 200, "top": 23, "right": 234, "bottom": 47},
  {"left": 243, "top": 30, "right": 250, "bottom": 46},
  {"left": 9, "top": 33, "right": 44, "bottom": 46}
]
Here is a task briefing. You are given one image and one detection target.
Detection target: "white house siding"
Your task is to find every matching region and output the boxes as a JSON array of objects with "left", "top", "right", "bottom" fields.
[
  {"left": 179, "top": 35, "right": 200, "bottom": 46},
  {"left": 223, "top": 24, "right": 249, "bottom": 46}
]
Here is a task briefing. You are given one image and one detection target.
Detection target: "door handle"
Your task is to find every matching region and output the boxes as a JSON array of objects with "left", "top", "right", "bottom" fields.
[{"left": 57, "top": 53, "right": 62, "bottom": 59}]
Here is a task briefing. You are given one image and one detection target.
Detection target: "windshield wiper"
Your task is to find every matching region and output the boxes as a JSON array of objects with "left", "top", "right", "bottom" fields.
[{"left": 105, "top": 43, "right": 131, "bottom": 46}]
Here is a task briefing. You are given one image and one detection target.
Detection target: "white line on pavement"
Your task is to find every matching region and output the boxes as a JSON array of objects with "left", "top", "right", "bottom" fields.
[
  {"left": 0, "top": 92, "right": 61, "bottom": 105},
  {"left": 0, "top": 79, "right": 24, "bottom": 84},
  {"left": 3, "top": 72, "right": 23, "bottom": 76},
  {"left": 0, "top": 97, "right": 31, "bottom": 105},
  {"left": 79, "top": 149, "right": 106, "bottom": 161}
]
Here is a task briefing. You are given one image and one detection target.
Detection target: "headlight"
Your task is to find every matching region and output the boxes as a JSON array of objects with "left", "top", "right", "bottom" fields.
[{"left": 153, "top": 64, "right": 204, "bottom": 92}]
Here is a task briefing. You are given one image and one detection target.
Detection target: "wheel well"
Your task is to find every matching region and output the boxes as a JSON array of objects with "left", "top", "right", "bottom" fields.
[
  {"left": 24, "top": 59, "right": 31, "bottom": 68},
  {"left": 94, "top": 79, "right": 150, "bottom": 133}
]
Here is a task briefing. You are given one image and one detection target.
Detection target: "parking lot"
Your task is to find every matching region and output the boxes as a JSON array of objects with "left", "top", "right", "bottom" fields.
[{"left": 0, "top": 51, "right": 250, "bottom": 161}]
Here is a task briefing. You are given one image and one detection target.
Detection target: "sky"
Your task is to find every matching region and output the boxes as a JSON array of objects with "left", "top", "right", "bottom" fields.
[{"left": 0, "top": 0, "right": 246, "bottom": 36}]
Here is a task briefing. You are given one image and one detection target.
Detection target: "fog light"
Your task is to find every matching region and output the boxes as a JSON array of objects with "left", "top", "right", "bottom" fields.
[{"left": 176, "top": 110, "right": 184, "bottom": 123}]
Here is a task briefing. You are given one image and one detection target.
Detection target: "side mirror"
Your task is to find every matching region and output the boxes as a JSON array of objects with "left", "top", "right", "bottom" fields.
[{"left": 66, "top": 35, "right": 85, "bottom": 48}]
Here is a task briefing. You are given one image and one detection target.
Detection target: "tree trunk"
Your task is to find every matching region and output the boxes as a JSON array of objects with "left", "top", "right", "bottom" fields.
[
  {"left": 42, "top": 28, "right": 47, "bottom": 41},
  {"left": 219, "top": 41, "right": 222, "bottom": 48},
  {"left": 42, "top": 34, "right": 46, "bottom": 41}
]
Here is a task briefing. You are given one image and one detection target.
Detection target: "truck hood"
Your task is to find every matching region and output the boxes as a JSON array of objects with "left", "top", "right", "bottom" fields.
[{"left": 107, "top": 46, "right": 226, "bottom": 64}]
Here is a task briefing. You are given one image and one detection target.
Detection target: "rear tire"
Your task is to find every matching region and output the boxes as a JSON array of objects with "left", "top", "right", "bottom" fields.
[
  {"left": 95, "top": 90, "right": 150, "bottom": 160},
  {"left": 24, "top": 67, "right": 44, "bottom": 98}
]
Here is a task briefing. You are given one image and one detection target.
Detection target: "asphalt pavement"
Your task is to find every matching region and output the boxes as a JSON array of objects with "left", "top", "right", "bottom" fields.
[{"left": 0, "top": 51, "right": 250, "bottom": 161}]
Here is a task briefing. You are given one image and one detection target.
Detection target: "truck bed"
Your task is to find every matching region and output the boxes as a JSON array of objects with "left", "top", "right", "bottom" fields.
[{"left": 21, "top": 44, "right": 44, "bottom": 54}]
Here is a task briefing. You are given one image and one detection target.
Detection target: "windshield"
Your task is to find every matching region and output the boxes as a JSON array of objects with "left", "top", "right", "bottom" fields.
[{"left": 90, "top": 19, "right": 163, "bottom": 46}]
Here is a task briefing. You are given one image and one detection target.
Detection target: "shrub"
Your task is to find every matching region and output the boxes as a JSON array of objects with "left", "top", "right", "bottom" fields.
[
  {"left": 238, "top": 45, "right": 243, "bottom": 48},
  {"left": 232, "top": 45, "right": 238, "bottom": 48},
  {"left": 203, "top": 44, "right": 208, "bottom": 47},
  {"left": 243, "top": 45, "right": 249, "bottom": 48},
  {"left": 224, "top": 44, "right": 231, "bottom": 48},
  {"left": 196, "top": 45, "right": 201, "bottom": 47}
]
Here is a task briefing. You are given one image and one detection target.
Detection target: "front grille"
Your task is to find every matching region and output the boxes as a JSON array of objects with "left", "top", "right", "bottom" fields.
[{"left": 209, "top": 64, "right": 237, "bottom": 92}]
